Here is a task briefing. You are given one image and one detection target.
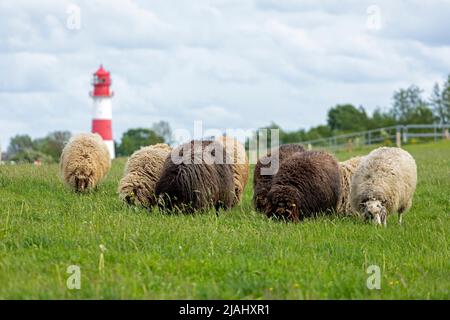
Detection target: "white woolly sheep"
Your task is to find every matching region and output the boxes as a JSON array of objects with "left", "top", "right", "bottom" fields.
[
  {"left": 216, "top": 136, "right": 249, "bottom": 204},
  {"left": 350, "top": 147, "right": 417, "bottom": 226},
  {"left": 60, "top": 133, "right": 111, "bottom": 192},
  {"left": 118, "top": 143, "right": 171, "bottom": 208},
  {"left": 336, "top": 156, "right": 363, "bottom": 216}
]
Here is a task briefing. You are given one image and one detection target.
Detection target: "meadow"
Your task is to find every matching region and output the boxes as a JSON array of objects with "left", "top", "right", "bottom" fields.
[{"left": 0, "top": 141, "right": 448, "bottom": 299}]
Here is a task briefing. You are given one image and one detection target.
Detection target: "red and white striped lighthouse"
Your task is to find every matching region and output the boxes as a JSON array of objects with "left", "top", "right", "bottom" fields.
[{"left": 90, "top": 65, "right": 115, "bottom": 159}]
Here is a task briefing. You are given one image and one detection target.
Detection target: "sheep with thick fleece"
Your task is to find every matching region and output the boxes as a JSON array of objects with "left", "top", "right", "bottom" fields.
[
  {"left": 60, "top": 133, "right": 110, "bottom": 192},
  {"left": 350, "top": 147, "right": 417, "bottom": 226},
  {"left": 155, "top": 140, "right": 235, "bottom": 213},
  {"left": 216, "top": 136, "right": 249, "bottom": 204},
  {"left": 253, "top": 144, "right": 305, "bottom": 212},
  {"left": 265, "top": 150, "right": 341, "bottom": 222},
  {"left": 336, "top": 156, "right": 363, "bottom": 216},
  {"left": 118, "top": 143, "right": 171, "bottom": 208}
]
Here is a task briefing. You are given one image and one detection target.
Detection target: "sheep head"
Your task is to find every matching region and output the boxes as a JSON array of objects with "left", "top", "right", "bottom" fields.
[
  {"left": 123, "top": 188, "right": 150, "bottom": 208},
  {"left": 362, "top": 199, "right": 387, "bottom": 226},
  {"left": 118, "top": 176, "right": 154, "bottom": 208},
  {"left": 265, "top": 185, "right": 301, "bottom": 222},
  {"left": 70, "top": 169, "right": 94, "bottom": 192}
]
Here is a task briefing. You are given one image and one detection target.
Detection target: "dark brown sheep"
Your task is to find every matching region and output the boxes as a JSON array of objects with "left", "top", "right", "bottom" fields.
[
  {"left": 155, "top": 140, "right": 235, "bottom": 213},
  {"left": 264, "top": 150, "right": 341, "bottom": 222},
  {"left": 253, "top": 144, "right": 305, "bottom": 212}
]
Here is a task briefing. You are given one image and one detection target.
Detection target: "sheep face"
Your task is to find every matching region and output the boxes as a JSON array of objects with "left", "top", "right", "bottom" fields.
[
  {"left": 70, "top": 169, "right": 94, "bottom": 192},
  {"left": 254, "top": 193, "right": 268, "bottom": 212},
  {"left": 363, "top": 199, "right": 387, "bottom": 226},
  {"left": 265, "top": 185, "right": 301, "bottom": 222},
  {"left": 120, "top": 183, "right": 153, "bottom": 208}
]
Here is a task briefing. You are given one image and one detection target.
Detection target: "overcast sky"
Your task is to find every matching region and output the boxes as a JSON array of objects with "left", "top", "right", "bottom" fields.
[{"left": 1, "top": 0, "right": 450, "bottom": 150}]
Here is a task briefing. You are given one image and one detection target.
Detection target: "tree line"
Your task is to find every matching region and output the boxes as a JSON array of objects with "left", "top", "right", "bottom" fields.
[
  {"left": 258, "top": 76, "right": 450, "bottom": 144},
  {"left": 2, "top": 75, "right": 449, "bottom": 163},
  {"left": 3, "top": 121, "right": 172, "bottom": 163}
]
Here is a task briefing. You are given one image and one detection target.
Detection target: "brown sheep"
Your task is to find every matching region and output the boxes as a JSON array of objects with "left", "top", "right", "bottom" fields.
[
  {"left": 336, "top": 156, "right": 363, "bottom": 216},
  {"left": 118, "top": 143, "right": 171, "bottom": 208},
  {"left": 155, "top": 140, "right": 235, "bottom": 213},
  {"left": 253, "top": 144, "right": 305, "bottom": 212},
  {"left": 216, "top": 136, "right": 249, "bottom": 204},
  {"left": 265, "top": 150, "right": 341, "bottom": 222},
  {"left": 60, "top": 133, "right": 110, "bottom": 192}
]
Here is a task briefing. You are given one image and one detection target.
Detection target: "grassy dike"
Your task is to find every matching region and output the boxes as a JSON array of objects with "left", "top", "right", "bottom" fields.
[{"left": 0, "top": 141, "right": 448, "bottom": 299}]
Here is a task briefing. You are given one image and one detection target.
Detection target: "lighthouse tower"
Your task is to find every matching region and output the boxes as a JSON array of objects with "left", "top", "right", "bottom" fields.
[{"left": 90, "top": 65, "right": 115, "bottom": 159}]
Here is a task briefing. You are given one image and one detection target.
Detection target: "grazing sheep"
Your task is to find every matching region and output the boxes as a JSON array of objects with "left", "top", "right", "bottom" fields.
[
  {"left": 350, "top": 147, "right": 417, "bottom": 226},
  {"left": 265, "top": 150, "right": 341, "bottom": 222},
  {"left": 253, "top": 144, "right": 305, "bottom": 212},
  {"left": 216, "top": 136, "right": 249, "bottom": 204},
  {"left": 336, "top": 156, "right": 363, "bottom": 216},
  {"left": 60, "top": 133, "right": 110, "bottom": 192},
  {"left": 155, "top": 140, "right": 235, "bottom": 213},
  {"left": 118, "top": 143, "right": 171, "bottom": 208}
]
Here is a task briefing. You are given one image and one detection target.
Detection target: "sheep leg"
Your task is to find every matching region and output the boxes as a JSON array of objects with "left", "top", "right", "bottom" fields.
[
  {"left": 214, "top": 202, "right": 222, "bottom": 216},
  {"left": 398, "top": 198, "right": 411, "bottom": 225}
]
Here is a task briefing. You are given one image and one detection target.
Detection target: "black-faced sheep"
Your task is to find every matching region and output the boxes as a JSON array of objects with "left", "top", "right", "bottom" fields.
[
  {"left": 350, "top": 147, "right": 417, "bottom": 226},
  {"left": 253, "top": 144, "right": 305, "bottom": 212},
  {"left": 155, "top": 140, "right": 235, "bottom": 213},
  {"left": 118, "top": 143, "right": 171, "bottom": 208},
  {"left": 336, "top": 156, "right": 363, "bottom": 216},
  {"left": 60, "top": 133, "right": 110, "bottom": 192},
  {"left": 264, "top": 150, "right": 341, "bottom": 222},
  {"left": 216, "top": 136, "right": 249, "bottom": 204}
]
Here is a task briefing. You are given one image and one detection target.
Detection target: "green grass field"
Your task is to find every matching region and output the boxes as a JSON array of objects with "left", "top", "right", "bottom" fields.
[{"left": 0, "top": 141, "right": 449, "bottom": 299}]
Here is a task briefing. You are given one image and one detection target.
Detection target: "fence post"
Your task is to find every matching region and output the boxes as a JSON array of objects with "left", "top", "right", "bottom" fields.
[
  {"left": 346, "top": 139, "right": 353, "bottom": 152},
  {"left": 396, "top": 126, "right": 402, "bottom": 147},
  {"left": 434, "top": 125, "right": 437, "bottom": 142},
  {"left": 445, "top": 128, "right": 450, "bottom": 140},
  {"left": 368, "top": 131, "right": 371, "bottom": 145},
  {"left": 403, "top": 126, "right": 408, "bottom": 144}
]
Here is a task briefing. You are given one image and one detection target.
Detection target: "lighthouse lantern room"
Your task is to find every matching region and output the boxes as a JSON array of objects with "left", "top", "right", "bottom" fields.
[{"left": 90, "top": 65, "right": 115, "bottom": 159}]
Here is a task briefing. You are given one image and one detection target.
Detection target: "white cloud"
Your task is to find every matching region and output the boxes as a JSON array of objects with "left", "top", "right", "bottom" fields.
[{"left": 1, "top": 0, "right": 450, "bottom": 150}]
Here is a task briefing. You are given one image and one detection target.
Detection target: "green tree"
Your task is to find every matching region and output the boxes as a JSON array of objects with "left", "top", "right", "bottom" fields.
[
  {"left": 369, "top": 107, "right": 396, "bottom": 129},
  {"left": 281, "top": 129, "right": 306, "bottom": 144},
  {"left": 327, "top": 104, "right": 369, "bottom": 132},
  {"left": 9, "top": 149, "right": 53, "bottom": 164},
  {"left": 392, "top": 85, "right": 433, "bottom": 124},
  {"left": 304, "top": 125, "right": 333, "bottom": 140},
  {"left": 430, "top": 77, "right": 450, "bottom": 124},
  {"left": 7, "top": 134, "right": 34, "bottom": 158},
  {"left": 443, "top": 76, "right": 450, "bottom": 124},
  {"left": 430, "top": 83, "right": 443, "bottom": 123},
  {"left": 118, "top": 128, "right": 164, "bottom": 156},
  {"left": 245, "top": 122, "right": 282, "bottom": 151},
  {"left": 34, "top": 131, "right": 71, "bottom": 161},
  {"left": 407, "top": 105, "right": 434, "bottom": 124},
  {"left": 152, "top": 121, "right": 173, "bottom": 144}
]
